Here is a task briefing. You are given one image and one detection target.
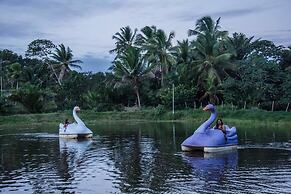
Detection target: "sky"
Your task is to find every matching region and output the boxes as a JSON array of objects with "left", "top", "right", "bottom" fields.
[{"left": 0, "top": 0, "right": 291, "bottom": 72}]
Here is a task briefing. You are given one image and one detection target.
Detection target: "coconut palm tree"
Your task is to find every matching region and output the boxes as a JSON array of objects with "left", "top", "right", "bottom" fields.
[
  {"left": 51, "top": 44, "right": 82, "bottom": 85},
  {"left": 173, "top": 39, "right": 195, "bottom": 84},
  {"left": 139, "top": 27, "right": 176, "bottom": 87},
  {"left": 189, "top": 16, "right": 235, "bottom": 88},
  {"left": 8, "top": 62, "right": 22, "bottom": 90},
  {"left": 110, "top": 46, "right": 153, "bottom": 108},
  {"left": 227, "top": 32, "right": 255, "bottom": 60},
  {"left": 135, "top": 26, "right": 157, "bottom": 46},
  {"left": 110, "top": 26, "right": 137, "bottom": 56}
]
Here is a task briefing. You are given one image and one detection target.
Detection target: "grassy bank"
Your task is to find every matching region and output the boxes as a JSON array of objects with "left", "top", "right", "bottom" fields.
[{"left": 0, "top": 106, "right": 290, "bottom": 127}]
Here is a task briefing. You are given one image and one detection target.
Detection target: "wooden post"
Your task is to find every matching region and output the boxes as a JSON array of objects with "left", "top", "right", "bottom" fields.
[
  {"left": 231, "top": 102, "right": 234, "bottom": 111},
  {"left": 185, "top": 102, "right": 187, "bottom": 108},
  {"left": 194, "top": 101, "right": 196, "bottom": 110},
  {"left": 286, "top": 103, "right": 290, "bottom": 112},
  {"left": 172, "top": 83, "right": 174, "bottom": 115},
  {"left": 271, "top": 101, "right": 274, "bottom": 112},
  {"left": 0, "top": 76, "right": 2, "bottom": 94},
  {"left": 244, "top": 101, "right": 246, "bottom": 109},
  {"left": 258, "top": 102, "right": 260, "bottom": 109}
]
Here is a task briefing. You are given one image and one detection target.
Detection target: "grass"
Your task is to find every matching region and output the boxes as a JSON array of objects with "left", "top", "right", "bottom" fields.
[{"left": 0, "top": 106, "right": 290, "bottom": 127}]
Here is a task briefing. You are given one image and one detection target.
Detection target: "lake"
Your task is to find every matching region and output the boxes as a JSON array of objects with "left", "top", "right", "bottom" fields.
[{"left": 0, "top": 121, "right": 290, "bottom": 193}]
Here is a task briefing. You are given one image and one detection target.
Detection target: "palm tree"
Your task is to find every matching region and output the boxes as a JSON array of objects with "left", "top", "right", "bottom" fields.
[
  {"left": 51, "top": 44, "right": 82, "bottom": 85},
  {"left": 189, "top": 16, "right": 235, "bottom": 89},
  {"left": 8, "top": 62, "right": 22, "bottom": 90},
  {"left": 173, "top": 39, "right": 195, "bottom": 84},
  {"left": 110, "top": 46, "right": 153, "bottom": 108},
  {"left": 135, "top": 26, "right": 157, "bottom": 46},
  {"left": 138, "top": 27, "right": 176, "bottom": 87},
  {"left": 110, "top": 26, "right": 137, "bottom": 56},
  {"left": 227, "top": 32, "right": 255, "bottom": 60}
]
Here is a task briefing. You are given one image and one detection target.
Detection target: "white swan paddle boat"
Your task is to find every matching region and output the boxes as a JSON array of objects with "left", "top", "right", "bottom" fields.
[{"left": 59, "top": 106, "right": 93, "bottom": 138}]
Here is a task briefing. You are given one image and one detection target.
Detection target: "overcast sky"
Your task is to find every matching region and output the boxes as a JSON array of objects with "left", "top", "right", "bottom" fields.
[{"left": 0, "top": 0, "right": 290, "bottom": 72}]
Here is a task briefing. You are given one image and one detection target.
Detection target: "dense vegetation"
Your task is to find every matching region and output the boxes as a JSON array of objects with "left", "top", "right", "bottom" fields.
[{"left": 0, "top": 16, "right": 291, "bottom": 114}]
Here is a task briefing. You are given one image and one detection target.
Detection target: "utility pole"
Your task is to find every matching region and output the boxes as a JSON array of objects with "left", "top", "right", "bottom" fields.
[{"left": 172, "top": 83, "right": 175, "bottom": 115}]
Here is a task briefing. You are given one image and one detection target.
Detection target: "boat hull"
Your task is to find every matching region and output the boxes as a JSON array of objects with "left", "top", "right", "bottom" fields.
[
  {"left": 181, "top": 145, "right": 237, "bottom": 153},
  {"left": 59, "top": 133, "right": 93, "bottom": 139}
]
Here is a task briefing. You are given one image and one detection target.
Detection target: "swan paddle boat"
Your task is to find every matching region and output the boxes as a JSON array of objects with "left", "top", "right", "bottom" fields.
[
  {"left": 59, "top": 106, "right": 93, "bottom": 138},
  {"left": 181, "top": 104, "right": 238, "bottom": 152}
]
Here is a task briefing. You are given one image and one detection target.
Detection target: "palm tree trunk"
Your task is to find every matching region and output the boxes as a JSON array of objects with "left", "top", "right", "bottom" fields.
[
  {"left": 47, "top": 62, "right": 61, "bottom": 86},
  {"left": 160, "top": 65, "right": 164, "bottom": 87},
  {"left": 58, "top": 65, "right": 66, "bottom": 84},
  {"left": 134, "top": 85, "right": 141, "bottom": 108},
  {"left": 0, "top": 76, "right": 2, "bottom": 93}
]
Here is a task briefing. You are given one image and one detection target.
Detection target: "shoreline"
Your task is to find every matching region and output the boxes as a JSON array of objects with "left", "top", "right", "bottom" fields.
[{"left": 1, "top": 108, "right": 291, "bottom": 127}]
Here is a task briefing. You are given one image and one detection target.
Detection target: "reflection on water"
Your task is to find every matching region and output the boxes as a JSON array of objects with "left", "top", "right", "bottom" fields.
[
  {"left": 183, "top": 151, "right": 238, "bottom": 182},
  {"left": 0, "top": 122, "right": 290, "bottom": 193}
]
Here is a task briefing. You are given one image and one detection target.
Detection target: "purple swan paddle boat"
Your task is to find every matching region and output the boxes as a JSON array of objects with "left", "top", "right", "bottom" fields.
[{"left": 181, "top": 104, "right": 238, "bottom": 152}]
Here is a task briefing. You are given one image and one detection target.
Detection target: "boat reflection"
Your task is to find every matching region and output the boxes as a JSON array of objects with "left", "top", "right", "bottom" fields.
[
  {"left": 59, "top": 138, "right": 93, "bottom": 156},
  {"left": 58, "top": 138, "right": 93, "bottom": 180},
  {"left": 182, "top": 150, "right": 238, "bottom": 182}
]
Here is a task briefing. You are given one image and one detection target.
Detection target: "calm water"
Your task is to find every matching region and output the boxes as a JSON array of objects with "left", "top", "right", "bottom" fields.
[{"left": 0, "top": 121, "right": 290, "bottom": 193}]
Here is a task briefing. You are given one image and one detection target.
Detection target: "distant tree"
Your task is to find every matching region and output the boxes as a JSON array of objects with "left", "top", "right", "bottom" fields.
[
  {"left": 0, "top": 50, "right": 22, "bottom": 92},
  {"left": 9, "top": 83, "right": 53, "bottom": 113},
  {"left": 227, "top": 32, "right": 255, "bottom": 60},
  {"left": 138, "top": 26, "right": 176, "bottom": 87},
  {"left": 8, "top": 62, "right": 22, "bottom": 90},
  {"left": 25, "top": 39, "right": 60, "bottom": 85},
  {"left": 110, "top": 46, "right": 153, "bottom": 108},
  {"left": 25, "top": 39, "right": 56, "bottom": 60},
  {"left": 110, "top": 26, "right": 137, "bottom": 56},
  {"left": 173, "top": 39, "right": 195, "bottom": 85},
  {"left": 51, "top": 44, "right": 82, "bottom": 84},
  {"left": 281, "top": 46, "right": 291, "bottom": 71},
  {"left": 188, "top": 16, "right": 235, "bottom": 103}
]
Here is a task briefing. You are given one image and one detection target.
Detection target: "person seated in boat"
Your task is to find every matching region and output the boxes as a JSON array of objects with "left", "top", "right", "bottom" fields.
[
  {"left": 215, "top": 119, "right": 227, "bottom": 140},
  {"left": 64, "top": 119, "right": 70, "bottom": 129}
]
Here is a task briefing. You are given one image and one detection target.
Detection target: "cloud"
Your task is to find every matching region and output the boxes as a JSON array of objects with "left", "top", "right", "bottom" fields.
[
  {"left": 0, "top": 21, "right": 46, "bottom": 38},
  {"left": 78, "top": 54, "right": 113, "bottom": 73},
  {"left": 1, "top": 0, "right": 291, "bottom": 72},
  {"left": 211, "top": 8, "right": 259, "bottom": 18}
]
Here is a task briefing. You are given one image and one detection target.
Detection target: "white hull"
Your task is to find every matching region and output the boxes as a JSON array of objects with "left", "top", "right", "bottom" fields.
[
  {"left": 59, "top": 133, "right": 93, "bottom": 139},
  {"left": 181, "top": 145, "right": 237, "bottom": 153}
]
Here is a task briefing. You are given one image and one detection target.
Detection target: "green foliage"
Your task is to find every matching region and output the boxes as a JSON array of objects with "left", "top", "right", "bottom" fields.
[
  {"left": 9, "top": 83, "right": 55, "bottom": 113},
  {"left": 51, "top": 44, "right": 82, "bottom": 84},
  {"left": 25, "top": 39, "right": 56, "bottom": 60},
  {"left": 222, "top": 55, "right": 285, "bottom": 109},
  {"left": 1, "top": 16, "right": 291, "bottom": 114},
  {"left": 0, "top": 95, "right": 12, "bottom": 114},
  {"left": 158, "top": 84, "right": 197, "bottom": 108}
]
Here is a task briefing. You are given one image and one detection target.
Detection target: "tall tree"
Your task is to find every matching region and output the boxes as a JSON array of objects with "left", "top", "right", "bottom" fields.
[
  {"left": 139, "top": 27, "right": 176, "bottom": 87},
  {"left": 51, "top": 44, "right": 82, "bottom": 85},
  {"left": 188, "top": 16, "right": 235, "bottom": 101},
  {"left": 227, "top": 32, "right": 255, "bottom": 60},
  {"left": 110, "top": 46, "right": 153, "bottom": 108},
  {"left": 173, "top": 39, "right": 195, "bottom": 85},
  {"left": 8, "top": 62, "right": 22, "bottom": 90},
  {"left": 25, "top": 39, "right": 59, "bottom": 84},
  {"left": 110, "top": 26, "right": 137, "bottom": 56},
  {"left": 25, "top": 39, "right": 56, "bottom": 60},
  {"left": 0, "top": 50, "right": 21, "bottom": 93}
]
